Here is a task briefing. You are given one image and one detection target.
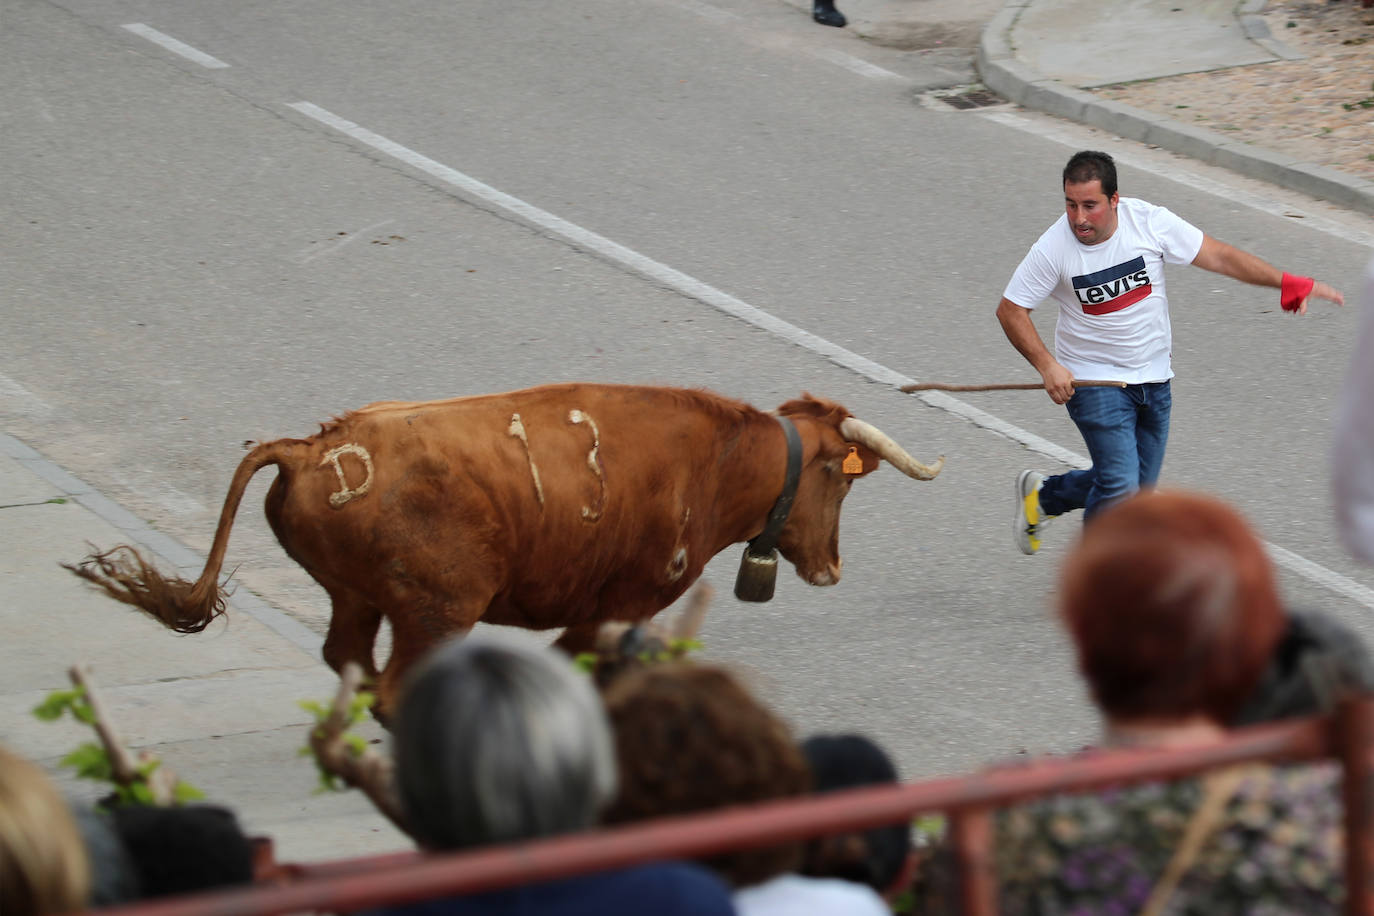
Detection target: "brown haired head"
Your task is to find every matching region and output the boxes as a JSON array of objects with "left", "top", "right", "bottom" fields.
[
  {"left": 600, "top": 664, "right": 810, "bottom": 887},
  {"left": 1058, "top": 489, "right": 1285, "bottom": 725}
]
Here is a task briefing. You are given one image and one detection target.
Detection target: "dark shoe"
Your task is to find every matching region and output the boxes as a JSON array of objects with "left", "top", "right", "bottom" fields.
[{"left": 812, "top": 2, "right": 846, "bottom": 26}]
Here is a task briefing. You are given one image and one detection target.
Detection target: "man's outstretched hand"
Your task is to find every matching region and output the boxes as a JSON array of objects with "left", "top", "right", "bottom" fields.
[{"left": 1283, "top": 273, "right": 1345, "bottom": 315}]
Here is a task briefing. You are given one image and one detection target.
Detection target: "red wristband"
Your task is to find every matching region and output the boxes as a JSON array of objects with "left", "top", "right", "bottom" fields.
[{"left": 1281, "top": 272, "right": 1314, "bottom": 312}]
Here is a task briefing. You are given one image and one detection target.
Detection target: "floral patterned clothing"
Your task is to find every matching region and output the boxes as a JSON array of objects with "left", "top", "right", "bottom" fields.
[{"left": 917, "top": 761, "right": 1343, "bottom": 916}]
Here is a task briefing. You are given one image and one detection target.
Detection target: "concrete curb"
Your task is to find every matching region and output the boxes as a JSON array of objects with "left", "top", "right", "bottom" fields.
[
  {"left": 975, "top": 0, "right": 1374, "bottom": 217},
  {"left": 0, "top": 431, "right": 325, "bottom": 658}
]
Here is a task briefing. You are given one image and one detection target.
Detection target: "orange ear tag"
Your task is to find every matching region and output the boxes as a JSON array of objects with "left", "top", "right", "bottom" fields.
[{"left": 842, "top": 446, "right": 864, "bottom": 476}]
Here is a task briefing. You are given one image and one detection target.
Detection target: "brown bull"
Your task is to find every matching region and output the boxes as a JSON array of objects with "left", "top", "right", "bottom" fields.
[{"left": 68, "top": 384, "right": 943, "bottom": 717}]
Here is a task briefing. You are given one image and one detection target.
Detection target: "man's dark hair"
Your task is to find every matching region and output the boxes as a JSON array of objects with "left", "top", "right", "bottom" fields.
[
  {"left": 799, "top": 734, "right": 910, "bottom": 894},
  {"left": 1063, "top": 150, "right": 1118, "bottom": 197},
  {"left": 108, "top": 804, "right": 254, "bottom": 899}
]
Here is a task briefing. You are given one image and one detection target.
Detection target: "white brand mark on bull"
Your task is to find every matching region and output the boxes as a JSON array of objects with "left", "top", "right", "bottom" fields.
[
  {"left": 666, "top": 508, "right": 691, "bottom": 582},
  {"left": 507, "top": 413, "right": 545, "bottom": 507},
  {"left": 568, "top": 409, "right": 605, "bottom": 522},
  {"left": 320, "top": 444, "right": 374, "bottom": 509},
  {"left": 666, "top": 547, "right": 688, "bottom": 582}
]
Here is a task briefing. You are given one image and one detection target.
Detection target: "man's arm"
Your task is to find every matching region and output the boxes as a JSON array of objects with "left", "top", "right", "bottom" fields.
[
  {"left": 1190, "top": 235, "right": 1345, "bottom": 314},
  {"left": 996, "top": 297, "right": 1075, "bottom": 404}
]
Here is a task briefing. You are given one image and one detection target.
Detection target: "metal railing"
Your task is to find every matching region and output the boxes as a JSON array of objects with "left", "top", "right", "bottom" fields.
[{"left": 89, "top": 696, "right": 1374, "bottom": 916}]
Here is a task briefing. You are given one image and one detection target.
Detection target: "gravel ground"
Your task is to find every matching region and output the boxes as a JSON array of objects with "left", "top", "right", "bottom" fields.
[{"left": 1093, "top": 0, "right": 1374, "bottom": 183}]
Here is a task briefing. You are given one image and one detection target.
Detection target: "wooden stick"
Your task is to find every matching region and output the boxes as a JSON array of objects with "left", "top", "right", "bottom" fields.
[
  {"left": 671, "top": 582, "right": 713, "bottom": 642},
  {"left": 901, "top": 380, "right": 1127, "bottom": 393},
  {"left": 69, "top": 664, "right": 140, "bottom": 785},
  {"left": 309, "top": 662, "right": 409, "bottom": 836},
  {"left": 69, "top": 664, "right": 179, "bottom": 805}
]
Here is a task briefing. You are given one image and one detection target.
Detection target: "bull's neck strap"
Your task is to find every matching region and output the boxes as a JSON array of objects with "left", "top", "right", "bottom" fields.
[{"left": 747, "top": 416, "right": 802, "bottom": 557}]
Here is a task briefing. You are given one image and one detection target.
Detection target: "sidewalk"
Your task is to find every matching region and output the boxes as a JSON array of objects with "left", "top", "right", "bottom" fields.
[
  {"left": 831, "top": 0, "right": 1374, "bottom": 217},
  {"left": 977, "top": 0, "right": 1374, "bottom": 218},
  {"left": 0, "top": 432, "right": 409, "bottom": 864}
]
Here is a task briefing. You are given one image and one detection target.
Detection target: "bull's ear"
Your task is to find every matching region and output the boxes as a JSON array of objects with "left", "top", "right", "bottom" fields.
[{"left": 840, "top": 443, "right": 881, "bottom": 477}]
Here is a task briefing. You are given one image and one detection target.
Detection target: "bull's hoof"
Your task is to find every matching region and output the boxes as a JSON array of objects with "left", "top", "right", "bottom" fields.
[{"left": 812, "top": 3, "right": 846, "bottom": 26}]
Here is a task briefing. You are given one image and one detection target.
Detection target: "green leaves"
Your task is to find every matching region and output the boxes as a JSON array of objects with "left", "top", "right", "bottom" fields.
[
  {"left": 33, "top": 683, "right": 205, "bottom": 807},
  {"left": 576, "top": 634, "right": 705, "bottom": 677},
  {"left": 32, "top": 687, "right": 94, "bottom": 724},
  {"left": 298, "top": 690, "right": 376, "bottom": 738},
  {"left": 913, "top": 813, "right": 946, "bottom": 843},
  {"left": 299, "top": 689, "right": 377, "bottom": 794},
  {"left": 173, "top": 781, "right": 206, "bottom": 803},
  {"left": 61, "top": 742, "right": 112, "bottom": 780}
]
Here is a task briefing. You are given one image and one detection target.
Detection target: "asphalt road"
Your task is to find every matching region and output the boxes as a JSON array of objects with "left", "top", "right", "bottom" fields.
[{"left": 4, "top": 0, "right": 1374, "bottom": 787}]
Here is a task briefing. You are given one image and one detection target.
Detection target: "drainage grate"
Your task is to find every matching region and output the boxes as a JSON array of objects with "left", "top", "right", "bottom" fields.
[{"left": 935, "top": 88, "right": 1006, "bottom": 110}]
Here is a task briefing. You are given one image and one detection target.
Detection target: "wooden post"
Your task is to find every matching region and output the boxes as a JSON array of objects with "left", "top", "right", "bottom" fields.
[
  {"left": 949, "top": 807, "right": 997, "bottom": 916},
  {"left": 1342, "top": 696, "right": 1374, "bottom": 916}
]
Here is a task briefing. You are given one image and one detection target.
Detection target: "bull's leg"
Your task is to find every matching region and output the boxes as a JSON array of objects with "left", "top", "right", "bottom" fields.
[
  {"left": 374, "top": 609, "right": 475, "bottom": 725},
  {"left": 321, "top": 589, "right": 383, "bottom": 681}
]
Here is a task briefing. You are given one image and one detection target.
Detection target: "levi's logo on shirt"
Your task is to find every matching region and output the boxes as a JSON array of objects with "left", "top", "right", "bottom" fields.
[{"left": 1072, "top": 256, "right": 1151, "bottom": 315}]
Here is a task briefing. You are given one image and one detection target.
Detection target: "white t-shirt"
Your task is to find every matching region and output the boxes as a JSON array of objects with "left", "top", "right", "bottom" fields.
[
  {"left": 732, "top": 874, "right": 890, "bottom": 916},
  {"left": 1003, "top": 197, "right": 1204, "bottom": 384}
]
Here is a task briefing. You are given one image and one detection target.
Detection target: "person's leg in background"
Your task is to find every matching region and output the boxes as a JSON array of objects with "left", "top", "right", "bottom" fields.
[{"left": 812, "top": 0, "right": 846, "bottom": 27}]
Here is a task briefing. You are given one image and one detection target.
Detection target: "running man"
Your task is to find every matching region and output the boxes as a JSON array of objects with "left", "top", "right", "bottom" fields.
[{"left": 1000, "top": 150, "right": 1344, "bottom": 554}]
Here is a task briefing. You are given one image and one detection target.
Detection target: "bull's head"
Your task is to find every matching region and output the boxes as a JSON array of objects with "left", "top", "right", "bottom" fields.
[{"left": 774, "top": 394, "right": 943, "bottom": 589}]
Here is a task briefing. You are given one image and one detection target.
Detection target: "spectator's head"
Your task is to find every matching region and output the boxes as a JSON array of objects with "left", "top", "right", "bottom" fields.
[
  {"left": 600, "top": 663, "right": 810, "bottom": 888},
  {"left": 1059, "top": 489, "right": 1285, "bottom": 726},
  {"left": 1232, "top": 607, "right": 1374, "bottom": 726},
  {"left": 393, "top": 635, "right": 617, "bottom": 851},
  {"left": 0, "top": 745, "right": 91, "bottom": 916},
  {"left": 107, "top": 804, "right": 254, "bottom": 898},
  {"left": 70, "top": 808, "right": 138, "bottom": 907},
  {"left": 799, "top": 734, "right": 911, "bottom": 896}
]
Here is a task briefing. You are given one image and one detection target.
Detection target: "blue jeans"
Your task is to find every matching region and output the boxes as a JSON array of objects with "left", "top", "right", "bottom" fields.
[{"left": 1038, "top": 381, "right": 1171, "bottom": 522}]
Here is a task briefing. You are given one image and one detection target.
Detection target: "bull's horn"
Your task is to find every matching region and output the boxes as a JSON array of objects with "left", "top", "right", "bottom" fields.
[{"left": 838, "top": 417, "right": 945, "bottom": 481}]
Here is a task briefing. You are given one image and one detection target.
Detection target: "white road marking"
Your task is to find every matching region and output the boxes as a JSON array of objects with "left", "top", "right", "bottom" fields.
[
  {"left": 666, "top": 0, "right": 742, "bottom": 23},
  {"left": 122, "top": 23, "right": 230, "bottom": 69},
  {"left": 0, "top": 372, "right": 53, "bottom": 417},
  {"left": 810, "top": 48, "right": 904, "bottom": 81},
  {"left": 288, "top": 101, "right": 1374, "bottom": 610},
  {"left": 1267, "top": 542, "right": 1374, "bottom": 608}
]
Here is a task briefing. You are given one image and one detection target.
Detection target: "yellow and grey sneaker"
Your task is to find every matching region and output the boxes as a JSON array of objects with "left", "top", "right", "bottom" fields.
[{"left": 1015, "top": 470, "right": 1052, "bottom": 555}]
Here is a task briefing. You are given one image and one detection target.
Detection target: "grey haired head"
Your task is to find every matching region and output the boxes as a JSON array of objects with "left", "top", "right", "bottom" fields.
[{"left": 392, "top": 634, "right": 617, "bottom": 850}]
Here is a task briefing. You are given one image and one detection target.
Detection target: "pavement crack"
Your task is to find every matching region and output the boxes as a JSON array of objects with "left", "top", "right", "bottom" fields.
[
  {"left": 0, "top": 497, "right": 69, "bottom": 510},
  {"left": 152, "top": 665, "right": 313, "bottom": 683}
]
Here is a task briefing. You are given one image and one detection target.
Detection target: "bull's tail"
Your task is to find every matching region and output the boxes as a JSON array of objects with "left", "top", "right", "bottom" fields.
[{"left": 64, "top": 440, "right": 301, "bottom": 633}]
